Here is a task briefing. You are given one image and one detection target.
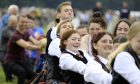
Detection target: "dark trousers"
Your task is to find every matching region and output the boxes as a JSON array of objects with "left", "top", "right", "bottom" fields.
[
  {"left": 5, "top": 58, "right": 36, "bottom": 84},
  {"left": 0, "top": 51, "right": 13, "bottom": 81}
]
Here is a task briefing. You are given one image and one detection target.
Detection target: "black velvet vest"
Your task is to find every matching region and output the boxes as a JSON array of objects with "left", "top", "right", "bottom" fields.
[{"left": 47, "top": 54, "right": 65, "bottom": 81}]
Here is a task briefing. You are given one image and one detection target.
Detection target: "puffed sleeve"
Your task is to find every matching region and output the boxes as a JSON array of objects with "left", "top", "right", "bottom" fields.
[
  {"left": 84, "top": 60, "right": 112, "bottom": 84},
  {"left": 48, "top": 38, "right": 61, "bottom": 58},
  {"left": 114, "top": 52, "right": 140, "bottom": 84},
  {"left": 59, "top": 53, "right": 86, "bottom": 75}
]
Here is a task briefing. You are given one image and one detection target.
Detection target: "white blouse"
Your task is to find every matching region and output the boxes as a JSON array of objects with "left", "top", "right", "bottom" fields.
[
  {"left": 59, "top": 49, "right": 112, "bottom": 84},
  {"left": 114, "top": 51, "right": 140, "bottom": 84},
  {"left": 48, "top": 38, "right": 61, "bottom": 58},
  {"left": 84, "top": 55, "right": 112, "bottom": 84},
  {"left": 98, "top": 56, "right": 108, "bottom": 65},
  {"left": 59, "top": 49, "right": 94, "bottom": 75},
  {"left": 50, "top": 26, "right": 57, "bottom": 40}
]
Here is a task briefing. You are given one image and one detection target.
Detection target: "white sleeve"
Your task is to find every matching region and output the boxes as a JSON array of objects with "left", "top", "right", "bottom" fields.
[
  {"left": 50, "top": 27, "right": 57, "bottom": 40},
  {"left": 81, "top": 50, "right": 94, "bottom": 61},
  {"left": 84, "top": 61, "right": 112, "bottom": 84},
  {"left": 114, "top": 52, "right": 140, "bottom": 84},
  {"left": 48, "top": 39, "right": 61, "bottom": 58},
  {"left": 59, "top": 53, "right": 86, "bottom": 75}
]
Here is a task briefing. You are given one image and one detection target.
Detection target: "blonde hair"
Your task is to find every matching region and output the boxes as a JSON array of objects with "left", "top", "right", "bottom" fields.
[
  {"left": 127, "top": 21, "right": 140, "bottom": 40},
  {"left": 107, "top": 42, "right": 129, "bottom": 70}
]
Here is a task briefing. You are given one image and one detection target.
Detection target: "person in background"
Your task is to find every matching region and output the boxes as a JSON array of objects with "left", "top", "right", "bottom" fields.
[
  {"left": 76, "top": 25, "right": 88, "bottom": 37},
  {"left": 119, "top": 1, "right": 130, "bottom": 19},
  {"left": 80, "top": 12, "right": 106, "bottom": 56},
  {"left": 113, "top": 19, "right": 131, "bottom": 37},
  {"left": 26, "top": 15, "right": 45, "bottom": 66},
  {"left": 113, "top": 35, "right": 127, "bottom": 50},
  {"left": 3, "top": 15, "right": 42, "bottom": 84},
  {"left": 0, "top": 5, "right": 19, "bottom": 47},
  {"left": 0, "top": 4, "right": 19, "bottom": 28},
  {"left": 0, "top": 15, "right": 17, "bottom": 81},
  {"left": 93, "top": 1, "right": 104, "bottom": 16}
]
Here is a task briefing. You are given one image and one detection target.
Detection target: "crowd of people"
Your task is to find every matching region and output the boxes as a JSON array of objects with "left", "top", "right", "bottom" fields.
[{"left": 0, "top": 1, "right": 140, "bottom": 84}]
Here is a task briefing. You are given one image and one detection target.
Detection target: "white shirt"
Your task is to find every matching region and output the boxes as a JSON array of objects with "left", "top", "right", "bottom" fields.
[
  {"left": 99, "top": 56, "right": 108, "bottom": 65},
  {"left": 84, "top": 61, "right": 112, "bottom": 84},
  {"left": 48, "top": 38, "right": 61, "bottom": 58},
  {"left": 59, "top": 49, "right": 112, "bottom": 84},
  {"left": 114, "top": 51, "right": 140, "bottom": 84},
  {"left": 59, "top": 49, "right": 93, "bottom": 75},
  {"left": 84, "top": 55, "right": 112, "bottom": 84},
  {"left": 50, "top": 27, "right": 57, "bottom": 40}
]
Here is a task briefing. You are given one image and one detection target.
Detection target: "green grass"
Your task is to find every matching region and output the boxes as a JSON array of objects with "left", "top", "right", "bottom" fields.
[{"left": 0, "top": 66, "right": 17, "bottom": 84}]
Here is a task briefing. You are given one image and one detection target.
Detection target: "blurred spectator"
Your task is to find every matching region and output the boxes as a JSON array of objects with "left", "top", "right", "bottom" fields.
[
  {"left": 3, "top": 15, "right": 41, "bottom": 84},
  {"left": 119, "top": 1, "right": 130, "bottom": 19},
  {"left": 76, "top": 25, "right": 88, "bottom": 37},
  {"left": 0, "top": 4, "right": 19, "bottom": 29},
  {"left": 27, "top": 16, "right": 45, "bottom": 66},
  {"left": 0, "top": 15, "right": 17, "bottom": 82},
  {"left": 93, "top": 1, "right": 104, "bottom": 16}
]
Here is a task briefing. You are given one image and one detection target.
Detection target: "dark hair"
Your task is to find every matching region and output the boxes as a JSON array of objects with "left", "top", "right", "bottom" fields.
[
  {"left": 17, "top": 15, "right": 27, "bottom": 21},
  {"left": 89, "top": 12, "right": 106, "bottom": 29},
  {"left": 76, "top": 24, "right": 88, "bottom": 31},
  {"left": 114, "top": 35, "right": 127, "bottom": 44},
  {"left": 91, "top": 32, "right": 113, "bottom": 62},
  {"left": 26, "top": 14, "right": 35, "bottom": 20},
  {"left": 55, "top": 18, "right": 60, "bottom": 23},
  {"left": 113, "top": 19, "right": 131, "bottom": 37},
  {"left": 91, "top": 32, "right": 113, "bottom": 72},
  {"left": 60, "top": 30, "right": 79, "bottom": 52}
]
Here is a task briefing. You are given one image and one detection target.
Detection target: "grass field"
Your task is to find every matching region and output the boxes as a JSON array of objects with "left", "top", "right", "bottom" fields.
[{"left": 0, "top": 66, "right": 16, "bottom": 84}]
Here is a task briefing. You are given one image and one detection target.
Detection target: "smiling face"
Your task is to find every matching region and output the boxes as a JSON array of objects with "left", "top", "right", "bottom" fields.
[
  {"left": 93, "top": 34, "right": 113, "bottom": 58},
  {"left": 64, "top": 33, "right": 81, "bottom": 53},
  {"left": 18, "top": 16, "right": 28, "bottom": 32},
  {"left": 116, "top": 21, "right": 129, "bottom": 37}
]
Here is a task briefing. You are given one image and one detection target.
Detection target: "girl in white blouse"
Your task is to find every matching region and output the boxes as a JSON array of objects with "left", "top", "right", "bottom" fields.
[
  {"left": 90, "top": 32, "right": 114, "bottom": 72},
  {"left": 108, "top": 21, "right": 140, "bottom": 84},
  {"left": 47, "top": 20, "right": 73, "bottom": 83}
]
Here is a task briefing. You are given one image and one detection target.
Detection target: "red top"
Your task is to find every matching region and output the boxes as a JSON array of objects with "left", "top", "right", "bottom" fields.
[{"left": 5, "top": 30, "right": 30, "bottom": 63}]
